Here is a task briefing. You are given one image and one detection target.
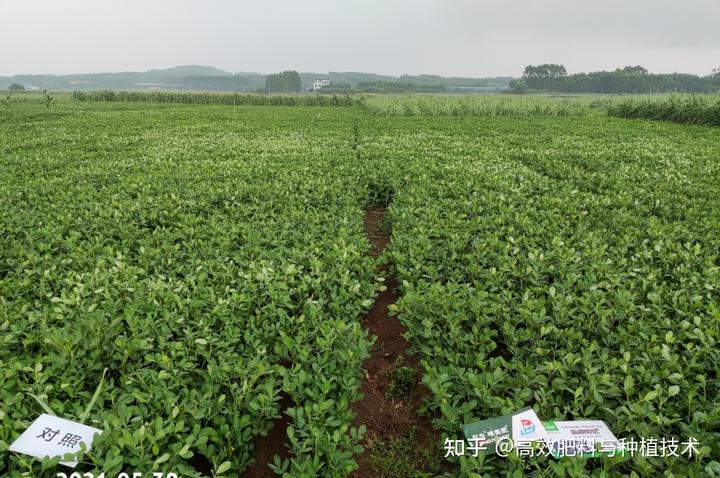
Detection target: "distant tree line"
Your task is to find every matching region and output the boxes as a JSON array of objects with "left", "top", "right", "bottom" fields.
[
  {"left": 523, "top": 64, "right": 568, "bottom": 92},
  {"left": 162, "top": 75, "right": 264, "bottom": 92},
  {"left": 265, "top": 71, "right": 301, "bottom": 93},
  {"left": 302, "top": 72, "right": 512, "bottom": 88},
  {"left": 6, "top": 66, "right": 720, "bottom": 94},
  {"left": 354, "top": 81, "right": 447, "bottom": 94},
  {"left": 522, "top": 64, "right": 720, "bottom": 94},
  {"left": 395, "top": 74, "right": 512, "bottom": 88},
  {"left": 508, "top": 79, "right": 527, "bottom": 94},
  {"left": 319, "top": 81, "right": 514, "bottom": 94}
]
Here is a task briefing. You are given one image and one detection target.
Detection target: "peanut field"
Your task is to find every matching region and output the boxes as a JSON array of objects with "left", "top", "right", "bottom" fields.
[{"left": 1, "top": 94, "right": 718, "bottom": 477}]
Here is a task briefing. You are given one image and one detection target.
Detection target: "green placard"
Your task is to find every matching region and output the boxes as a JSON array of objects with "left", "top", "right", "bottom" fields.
[{"left": 463, "top": 407, "right": 546, "bottom": 452}]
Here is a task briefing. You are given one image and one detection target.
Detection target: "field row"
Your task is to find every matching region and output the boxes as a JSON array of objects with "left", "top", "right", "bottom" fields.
[
  {"left": 1, "top": 100, "right": 719, "bottom": 477},
  {"left": 359, "top": 114, "right": 720, "bottom": 476},
  {"left": 0, "top": 105, "right": 379, "bottom": 477}
]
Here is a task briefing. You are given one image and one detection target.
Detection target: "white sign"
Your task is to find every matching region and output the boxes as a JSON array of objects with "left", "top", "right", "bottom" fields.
[
  {"left": 9, "top": 414, "right": 103, "bottom": 467},
  {"left": 511, "top": 408, "right": 549, "bottom": 443},
  {"left": 543, "top": 420, "right": 622, "bottom": 457}
]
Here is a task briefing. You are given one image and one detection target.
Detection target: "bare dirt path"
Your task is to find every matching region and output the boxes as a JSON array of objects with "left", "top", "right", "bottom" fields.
[{"left": 351, "top": 207, "right": 442, "bottom": 477}]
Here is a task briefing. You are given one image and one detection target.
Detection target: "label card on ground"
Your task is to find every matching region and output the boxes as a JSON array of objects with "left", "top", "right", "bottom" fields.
[
  {"left": 543, "top": 420, "right": 623, "bottom": 457},
  {"left": 9, "top": 414, "right": 103, "bottom": 467},
  {"left": 463, "top": 407, "right": 548, "bottom": 452}
]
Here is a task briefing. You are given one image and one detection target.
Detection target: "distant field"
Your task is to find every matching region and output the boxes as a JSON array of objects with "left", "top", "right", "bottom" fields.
[{"left": 1, "top": 95, "right": 718, "bottom": 477}]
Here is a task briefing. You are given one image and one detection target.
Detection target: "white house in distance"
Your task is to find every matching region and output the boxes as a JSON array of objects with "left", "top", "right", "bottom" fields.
[{"left": 312, "top": 79, "right": 331, "bottom": 91}]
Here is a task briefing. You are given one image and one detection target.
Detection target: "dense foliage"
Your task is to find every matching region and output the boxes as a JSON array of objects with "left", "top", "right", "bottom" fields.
[
  {"left": 509, "top": 79, "right": 528, "bottom": 94},
  {"left": 1, "top": 95, "right": 718, "bottom": 477},
  {"left": 354, "top": 81, "right": 448, "bottom": 94},
  {"left": 522, "top": 64, "right": 568, "bottom": 92},
  {"left": 522, "top": 64, "right": 720, "bottom": 94},
  {"left": 362, "top": 94, "right": 595, "bottom": 117},
  {"left": 265, "top": 71, "right": 302, "bottom": 94},
  {"left": 357, "top": 113, "right": 720, "bottom": 477},
  {"left": 0, "top": 102, "right": 379, "bottom": 477},
  {"left": 608, "top": 94, "right": 720, "bottom": 126},
  {"left": 160, "top": 74, "right": 265, "bottom": 92},
  {"left": 72, "top": 90, "right": 359, "bottom": 107}
]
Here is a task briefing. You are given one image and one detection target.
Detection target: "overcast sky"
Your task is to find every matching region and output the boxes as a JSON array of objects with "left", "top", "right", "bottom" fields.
[{"left": 2, "top": 0, "right": 718, "bottom": 77}]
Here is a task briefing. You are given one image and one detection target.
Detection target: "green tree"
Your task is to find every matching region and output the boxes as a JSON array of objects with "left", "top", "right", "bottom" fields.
[
  {"left": 509, "top": 79, "right": 527, "bottom": 94},
  {"left": 522, "top": 64, "right": 567, "bottom": 92},
  {"left": 8, "top": 83, "right": 25, "bottom": 91},
  {"left": 42, "top": 89, "right": 54, "bottom": 108},
  {"left": 617, "top": 65, "right": 648, "bottom": 75},
  {"left": 265, "top": 71, "right": 301, "bottom": 93},
  {"left": 521, "top": 65, "right": 718, "bottom": 94}
]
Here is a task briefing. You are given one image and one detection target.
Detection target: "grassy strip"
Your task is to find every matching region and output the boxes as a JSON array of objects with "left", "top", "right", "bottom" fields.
[
  {"left": 72, "top": 90, "right": 361, "bottom": 107},
  {"left": 608, "top": 94, "right": 720, "bottom": 126}
]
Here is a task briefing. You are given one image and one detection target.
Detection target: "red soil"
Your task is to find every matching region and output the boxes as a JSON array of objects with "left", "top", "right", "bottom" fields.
[{"left": 350, "top": 207, "right": 441, "bottom": 477}]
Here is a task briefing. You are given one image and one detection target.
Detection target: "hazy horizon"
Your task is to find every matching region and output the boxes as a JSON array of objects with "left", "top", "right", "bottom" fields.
[
  {"left": 2, "top": 0, "right": 719, "bottom": 78},
  {"left": 0, "top": 64, "right": 517, "bottom": 79}
]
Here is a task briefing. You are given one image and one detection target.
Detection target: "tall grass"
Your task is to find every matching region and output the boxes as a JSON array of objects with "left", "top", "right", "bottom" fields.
[
  {"left": 608, "top": 94, "right": 720, "bottom": 126},
  {"left": 72, "top": 90, "right": 361, "bottom": 107},
  {"left": 361, "top": 95, "right": 596, "bottom": 117}
]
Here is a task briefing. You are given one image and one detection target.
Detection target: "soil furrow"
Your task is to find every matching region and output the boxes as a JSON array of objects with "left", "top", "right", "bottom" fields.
[
  {"left": 351, "top": 207, "right": 442, "bottom": 477},
  {"left": 243, "top": 392, "right": 293, "bottom": 477},
  {"left": 245, "top": 207, "right": 442, "bottom": 477}
]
